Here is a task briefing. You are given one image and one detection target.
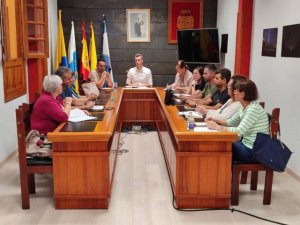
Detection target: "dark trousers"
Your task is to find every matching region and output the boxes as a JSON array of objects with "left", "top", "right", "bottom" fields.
[{"left": 232, "top": 141, "right": 257, "bottom": 163}]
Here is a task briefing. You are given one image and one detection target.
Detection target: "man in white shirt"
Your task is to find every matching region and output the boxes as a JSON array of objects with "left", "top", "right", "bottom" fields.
[{"left": 126, "top": 54, "right": 153, "bottom": 87}]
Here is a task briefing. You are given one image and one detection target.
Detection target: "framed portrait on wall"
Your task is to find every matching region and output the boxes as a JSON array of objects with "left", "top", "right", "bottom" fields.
[
  {"left": 126, "top": 9, "right": 150, "bottom": 42},
  {"left": 168, "top": 0, "right": 203, "bottom": 44}
]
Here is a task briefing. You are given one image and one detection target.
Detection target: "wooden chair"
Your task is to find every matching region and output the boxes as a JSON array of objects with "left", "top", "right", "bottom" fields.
[
  {"left": 240, "top": 101, "right": 266, "bottom": 184},
  {"left": 231, "top": 108, "right": 280, "bottom": 205},
  {"left": 16, "top": 103, "right": 52, "bottom": 209}
]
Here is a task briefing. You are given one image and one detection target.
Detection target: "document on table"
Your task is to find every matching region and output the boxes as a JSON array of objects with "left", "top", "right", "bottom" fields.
[
  {"left": 174, "top": 93, "right": 191, "bottom": 97},
  {"left": 178, "top": 111, "right": 203, "bottom": 118},
  {"left": 68, "top": 109, "right": 97, "bottom": 122},
  {"left": 194, "top": 127, "right": 220, "bottom": 132},
  {"left": 91, "top": 105, "right": 104, "bottom": 111}
]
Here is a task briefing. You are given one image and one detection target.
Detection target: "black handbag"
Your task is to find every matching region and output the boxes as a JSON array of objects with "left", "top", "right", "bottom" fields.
[
  {"left": 252, "top": 132, "right": 292, "bottom": 172},
  {"left": 164, "top": 89, "right": 175, "bottom": 106}
]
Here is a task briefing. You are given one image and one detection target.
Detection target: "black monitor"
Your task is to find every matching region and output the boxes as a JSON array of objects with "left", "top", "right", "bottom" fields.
[{"left": 177, "top": 28, "right": 220, "bottom": 64}]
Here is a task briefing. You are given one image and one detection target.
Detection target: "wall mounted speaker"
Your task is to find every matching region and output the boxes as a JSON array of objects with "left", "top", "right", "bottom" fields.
[{"left": 221, "top": 34, "right": 228, "bottom": 53}]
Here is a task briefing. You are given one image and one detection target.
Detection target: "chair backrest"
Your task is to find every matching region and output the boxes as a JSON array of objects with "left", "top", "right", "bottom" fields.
[
  {"left": 270, "top": 108, "right": 280, "bottom": 139},
  {"left": 16, "top": 103, "right": 33, "bottom": 167},
  {"left": 259, "top": 101, "right": 265, "bottom": 109}
]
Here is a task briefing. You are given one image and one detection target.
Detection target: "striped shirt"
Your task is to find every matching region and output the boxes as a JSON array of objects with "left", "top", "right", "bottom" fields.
[{"left": 226, "top": 101, "right": 269, "bottom": 149}]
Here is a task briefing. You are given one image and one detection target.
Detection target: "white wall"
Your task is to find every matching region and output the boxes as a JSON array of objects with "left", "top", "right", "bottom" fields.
[
  {"left": 250, "top": 0, "right": 300, "bottom": 175},
  {"left": 48, "top": 0, "right": 58, "bottom": 74},
  {"left": 0, "top": 0, "right": 28, "bottom": 161},
  {"left": 217, "top": 0, "right": 239, "bottom": 71},
  {"left": 0, "top": 1, "right": 57, "bottom": 163}
]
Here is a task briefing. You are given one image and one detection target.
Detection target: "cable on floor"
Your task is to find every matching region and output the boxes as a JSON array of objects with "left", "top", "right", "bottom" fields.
[{"left": 163, "top": 153, "right": 288, "bottom": 225}]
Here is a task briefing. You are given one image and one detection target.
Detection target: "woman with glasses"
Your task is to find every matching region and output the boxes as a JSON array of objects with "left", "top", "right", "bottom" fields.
[
  {"left": 206, "top": 79, "right": 269, "bottom": 163},
  {"left": 167, "top": 60, "right": 193, "bottom": 91},
  {"left": 55, "top": 66, "right": 96, "bottom": 110}
]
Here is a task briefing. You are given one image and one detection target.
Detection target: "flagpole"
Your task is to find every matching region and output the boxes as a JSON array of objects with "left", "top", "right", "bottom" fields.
[{"left": 102, "top": 14, "right": 114, "bottom": 83}]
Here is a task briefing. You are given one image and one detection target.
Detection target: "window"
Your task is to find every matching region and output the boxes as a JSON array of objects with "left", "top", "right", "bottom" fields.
[
  {"left": 1, "top": 0, "right": 49, "bottom": 102},
  {"left": 22, "top": 0, "right": 49, "bottom": 58},
  {"left": 1, "top": 0, "right": 26, "bottom": 102}
]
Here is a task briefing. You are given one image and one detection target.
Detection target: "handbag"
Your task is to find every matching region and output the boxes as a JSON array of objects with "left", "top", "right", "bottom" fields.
[
  {"left": 82, "top": 82, "right": 100, "bottom": 96},
  {"left": 252, "top": 132, "right": 292, "bottom": 172},
  {"left": 26, "top": 130, "right": 52, "bottom": 158},
  {"left": 164, "top": 89, "right": 175, "bottom": 106}
]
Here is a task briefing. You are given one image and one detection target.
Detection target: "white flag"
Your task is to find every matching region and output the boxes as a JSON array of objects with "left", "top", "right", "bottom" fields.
[
  {"left": 102, "top": 18, "right": 114, "bottom": 83},
  {"left": 68, "top": 21, "right": 79, "bottom": 92}
]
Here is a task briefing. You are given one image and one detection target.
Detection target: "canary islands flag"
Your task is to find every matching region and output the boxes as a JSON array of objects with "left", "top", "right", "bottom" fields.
[
  {"left": 55, "top": 10, "right": 68, "bottom": 69},
  {"left": 102, "top": 18, "right": 114, "bottom": 83}
]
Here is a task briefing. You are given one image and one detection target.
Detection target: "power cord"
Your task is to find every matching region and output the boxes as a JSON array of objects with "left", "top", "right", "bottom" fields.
[
  {"left": 117, "top": 124, "right": 157, "bottom": 155},
  {"left": 163, "top": 151, "right": 288, "bottom": 225},
  {"left": 116, "top": 128, "right": 287, "bottom": 224}
]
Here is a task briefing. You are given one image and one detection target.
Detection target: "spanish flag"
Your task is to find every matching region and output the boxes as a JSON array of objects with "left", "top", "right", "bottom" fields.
[
  {"left": 79, "top": 21, "right": 90, "bottom": 80},
  {"left": 89, "top": 21, "right": 97, "bottom": 71},
  {"left": 55, "top": 10, "right": 68, "bottom": 69}
]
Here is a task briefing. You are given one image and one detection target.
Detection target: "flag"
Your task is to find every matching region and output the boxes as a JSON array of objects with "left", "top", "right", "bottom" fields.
[
  {"left": 102, "top": 17, "right": 114, "bottom": 83},
  {"left": 89, "top": 21, "right": 97, "bottom": 71},
  {"left": 79, "top": 21, "right": 90, "bottom": 80},
  {"left": 68, "top": 21, "right": 79, "bottom": 93},
  {"left": 55, "top": 10, "right": 68, "bottom": 69}
]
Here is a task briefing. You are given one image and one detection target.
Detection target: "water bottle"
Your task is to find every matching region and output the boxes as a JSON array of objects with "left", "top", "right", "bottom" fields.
[
  {"left": 114, "top": 82, "right": 118, "bottom": 90},
  {"left": 187, "top": 112, "right": 195, "bottom": 130},
  {"left": 110, "top": 92, "right": 115, "bottom": 103}
]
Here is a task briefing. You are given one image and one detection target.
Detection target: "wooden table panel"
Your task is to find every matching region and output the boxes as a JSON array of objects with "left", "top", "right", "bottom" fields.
[{"left": 48, "top": 87, "right": 237, "bottom": 209}]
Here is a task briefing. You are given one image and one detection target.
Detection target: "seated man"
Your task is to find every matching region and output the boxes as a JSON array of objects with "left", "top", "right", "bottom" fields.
[
  {"left": 126, "top": 53, "right": 153, "bottom": 87},
  {"left": 192, "top": 68, "right": 231, "bottom": 110},
  {"left": 55, "top": 66, "right": 95, "bottom": 110},
  {"left": 202, "top": 75, "right": 246, "bottom": 120},
  {"left": 185, "top": 64, "right": 217, "bottom": 105},
  {"left": 89, "top": 59, "right": 113, "bottom": 89}
]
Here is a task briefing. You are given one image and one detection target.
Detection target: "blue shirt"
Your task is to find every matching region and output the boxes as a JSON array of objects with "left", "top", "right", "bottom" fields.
[{"left": 60, "top": 86, "right": 79, "bottom": 99}]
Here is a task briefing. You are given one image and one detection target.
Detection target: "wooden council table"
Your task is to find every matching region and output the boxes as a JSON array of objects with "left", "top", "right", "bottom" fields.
[{"left": 47, "top": 87, "right": 237, "bottom": 209}]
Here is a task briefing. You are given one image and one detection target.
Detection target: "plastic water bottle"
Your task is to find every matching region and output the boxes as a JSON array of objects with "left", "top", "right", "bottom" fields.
[
  {"left": 110, "top": 92, "right": 115, "bottom": 103},
  {"left": 114, "top": 82, "right": 118, "bottom": 90},
  {"left": 187, "top": 112, "right": 195, "bottom": 130}
]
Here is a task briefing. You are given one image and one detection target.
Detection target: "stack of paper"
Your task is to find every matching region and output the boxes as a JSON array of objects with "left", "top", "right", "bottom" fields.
[
  {"left": 124, "top": 86, "right": 149, "bottom": 89},
  {"left": 174, "top": 93, "right": 191, "bottom": 97},
  {"left": 68, "top": 109, "right": 97, "bottom": 122},
  {"left": 194, "top": 127, "right": 219, "bottom": 132},
  {"left": 91, "top": 105, "right": 104, "bottom": 111},
  {"left": 178, "top": 111, "right": 203, "bottom": 118}
]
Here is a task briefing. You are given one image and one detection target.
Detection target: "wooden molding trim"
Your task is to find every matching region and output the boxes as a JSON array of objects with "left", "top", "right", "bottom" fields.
[
  {"left": 286, "top": 167, "right": 300, "bottom": 183},
  {"left": 0, "top": 149, "right": 17, "bottom": 169}
]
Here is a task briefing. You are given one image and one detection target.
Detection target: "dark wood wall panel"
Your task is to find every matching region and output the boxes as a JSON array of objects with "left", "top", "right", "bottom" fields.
[{"left": 58, "top": 0, "right": 218, "bottom": 86}]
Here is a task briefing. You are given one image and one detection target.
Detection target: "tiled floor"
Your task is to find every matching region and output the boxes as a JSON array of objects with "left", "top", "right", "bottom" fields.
[{"left": 0, "top": 132, "right": 299, "bottom": 225}]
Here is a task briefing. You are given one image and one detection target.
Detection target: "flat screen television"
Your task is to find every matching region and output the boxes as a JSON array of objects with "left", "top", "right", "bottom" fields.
[{"left": 177, "top": 28, "right": 220, "bottom": 64}]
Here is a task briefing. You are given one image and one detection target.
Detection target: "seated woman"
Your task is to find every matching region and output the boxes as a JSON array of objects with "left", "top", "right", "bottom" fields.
[
  {"left": 197, "top": 75, "right": 246, "bottom": 120},
  {"left": 184, "top": 66, "right": 206, "bottom": 97},
  {"left": 31, "top": 75, "right": 72, "bottom": 135},
  {"left": 168, "top": 60, "right": 193, "bottom": 91},
  {"left": 206, "top": 79, "right": 269, "bottom": 163}
]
